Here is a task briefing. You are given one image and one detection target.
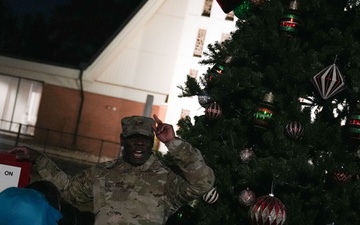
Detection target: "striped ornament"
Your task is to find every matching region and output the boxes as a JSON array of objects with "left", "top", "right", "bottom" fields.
[
  {"left": 205, "top": 102, "right": 222, "bottom": 120},
  {"left": 284, "top": 121, "right": 304, "bottom": 140},
  {"left": 202, "top": 187, "right": 219, "bottom": 204}
]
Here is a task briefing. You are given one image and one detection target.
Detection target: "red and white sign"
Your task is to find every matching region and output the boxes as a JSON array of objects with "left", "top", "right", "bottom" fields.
[{"left": 0, "top": 152, "right": 32, "bottom": 192}]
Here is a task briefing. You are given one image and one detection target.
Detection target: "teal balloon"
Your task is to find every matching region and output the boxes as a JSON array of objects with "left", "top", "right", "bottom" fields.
[{"left": 0, "top": 187, "right": 62, "bottom": 225}]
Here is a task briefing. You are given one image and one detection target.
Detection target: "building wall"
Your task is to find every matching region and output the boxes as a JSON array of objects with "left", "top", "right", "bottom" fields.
[
  {"left": 165, "top": 0, "right": 236, "bottom": 126},
  {"left": 34, "top": 84, "right": 163, "bottom": 157},
  {"left": 36, "top": 84, "right": 80, "bottom": 133}
]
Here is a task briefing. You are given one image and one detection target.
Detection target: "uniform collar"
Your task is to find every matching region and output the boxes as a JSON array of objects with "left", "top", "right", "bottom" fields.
[
  {"left": 139, "top": 154, "right": 157, "bottom": 171},
  {"left": 115, "top": 153, "right": 157, "bottom": 171}
]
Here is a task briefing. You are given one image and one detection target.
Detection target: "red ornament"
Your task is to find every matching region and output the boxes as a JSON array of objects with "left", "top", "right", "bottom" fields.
[
  {"left": 333, "top": 169, "right": 352, "bottom": 185},
  {"left": 205, "top": 102, "right": 222, "bottom": 120},
  {"left": 284, "top": 121, "right": 304, "bottom": 140},
  {"left": 249, "top": 194, "right": 286, "bottom": 225}
]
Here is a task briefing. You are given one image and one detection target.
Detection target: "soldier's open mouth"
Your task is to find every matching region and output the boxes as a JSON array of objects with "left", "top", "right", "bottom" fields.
[{"left": 133, "top": 151, "right": 144, "bottom": 159}]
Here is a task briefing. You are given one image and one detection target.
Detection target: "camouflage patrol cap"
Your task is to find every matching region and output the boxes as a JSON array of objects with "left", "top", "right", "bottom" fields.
[{"left": 121, "top": 116, "right": 155, "bottom": 137}]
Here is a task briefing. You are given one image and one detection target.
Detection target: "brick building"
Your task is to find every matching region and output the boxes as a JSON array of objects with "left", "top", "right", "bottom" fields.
[{"left": 0, "top": 0, "right": 236, "bottom": 161}]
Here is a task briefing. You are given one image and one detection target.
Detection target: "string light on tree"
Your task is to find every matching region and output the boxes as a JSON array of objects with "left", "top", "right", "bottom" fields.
[{"left": 299, "top": 96, "right": 323, "bottom": 123}]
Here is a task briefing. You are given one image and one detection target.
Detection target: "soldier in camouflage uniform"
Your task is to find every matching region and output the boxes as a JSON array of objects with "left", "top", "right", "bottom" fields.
[{"left": 8, "top": 114, "right": 215, "bottom": 225}]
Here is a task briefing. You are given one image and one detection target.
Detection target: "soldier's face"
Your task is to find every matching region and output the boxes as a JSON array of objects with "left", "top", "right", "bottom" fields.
[{"left": 122, "top": 134, "right": 154, "bottom": 166}]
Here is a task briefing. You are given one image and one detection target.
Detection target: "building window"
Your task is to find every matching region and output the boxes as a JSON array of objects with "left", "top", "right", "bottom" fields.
[
  {"left": 221, "top": 33, "right": 231, "bottom": 42},
  {"left": 189, "top": 69, "right": 198, "bottom": 79},
  {"left": 193, "top": 29, "right": 207, "bottom": 57},
  {"left": 180, "top": 109, "right": 190, "bottom": 119},
  {"left": 0, "top": 74, "right": 43, "bottom": 135},
  {"left": 202, "top": 0, "right": 213, "bottom": 17},
  {"left": 225, "top": 11, "right": 235, "bottom": 21}
]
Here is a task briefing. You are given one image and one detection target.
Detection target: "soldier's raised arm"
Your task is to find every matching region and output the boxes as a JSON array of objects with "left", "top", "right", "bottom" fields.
[{"left": 153, "top": 114, "right": 215, "bottom": 207}]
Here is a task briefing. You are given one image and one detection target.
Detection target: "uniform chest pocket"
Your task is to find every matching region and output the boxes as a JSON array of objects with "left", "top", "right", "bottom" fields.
[{"left": 104, "top": 171, "right": 166, "bottom": 201}]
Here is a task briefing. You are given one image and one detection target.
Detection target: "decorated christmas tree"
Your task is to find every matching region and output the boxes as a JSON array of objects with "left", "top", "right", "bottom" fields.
[{"left": 174, "top": 0, "right": 360, "bottom": 224}]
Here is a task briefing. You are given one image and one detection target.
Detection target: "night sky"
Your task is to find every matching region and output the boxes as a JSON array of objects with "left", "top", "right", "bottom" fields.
[
  {"left": 3, "top": 0, "right": 71, "bottom": 16},
  {"left": 0, "top": 0, "right": 146, "bottom": 66}
]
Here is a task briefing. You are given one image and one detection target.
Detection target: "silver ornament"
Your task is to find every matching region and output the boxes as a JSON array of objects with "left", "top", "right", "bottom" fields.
[
  {"left": 239, "top": 148, "right": 255, "bottom": 163},
  {"left": 238, "top": 188, "right": 256, "bottom": 207},
  {"left": 198, "top": 94, "right": 212, "bottom": 108}
]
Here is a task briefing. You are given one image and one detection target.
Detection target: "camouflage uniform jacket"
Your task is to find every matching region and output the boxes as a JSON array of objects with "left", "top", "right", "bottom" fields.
[{"left": 35, "top": 138, "right": 215, "bottom": 225}]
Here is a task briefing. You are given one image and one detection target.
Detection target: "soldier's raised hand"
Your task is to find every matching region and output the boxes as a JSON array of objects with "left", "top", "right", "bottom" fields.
[
  {"left": 5, "top": 146, "right": 41, "bottom": 162},
  {"left": 153, "top": 114, "right": 175, "bottom": 144}
]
